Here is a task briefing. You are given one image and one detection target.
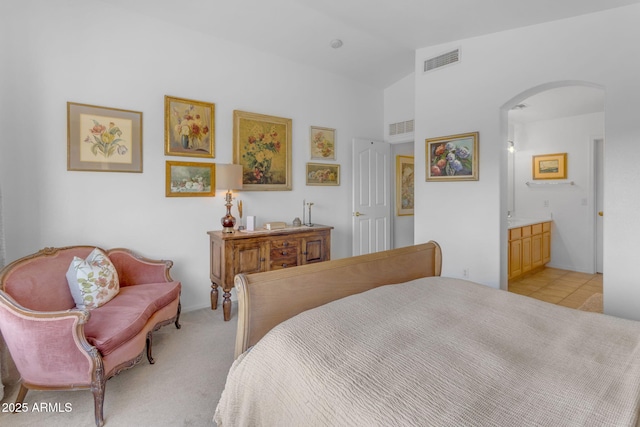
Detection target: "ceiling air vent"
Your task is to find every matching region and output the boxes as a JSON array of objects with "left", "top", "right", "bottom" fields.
[
  {"left": 389, "top": 120, "right": 414, "bottom": 136},
  {"left": 423, "top": 48, "right": 460, "bottom": 73}
]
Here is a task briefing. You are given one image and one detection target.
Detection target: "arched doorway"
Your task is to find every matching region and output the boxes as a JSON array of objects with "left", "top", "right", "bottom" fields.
[{"left": 501, "top": 81, "right": 605, "bottom": 306}]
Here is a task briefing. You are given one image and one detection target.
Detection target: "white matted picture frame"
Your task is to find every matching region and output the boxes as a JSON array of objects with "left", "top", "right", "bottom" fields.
[
  {"left": 67, "top": 102, "right": 143, "bottom": 173},
  {"left": 310, "top": 126, "right": 336, "bottom": 160}
]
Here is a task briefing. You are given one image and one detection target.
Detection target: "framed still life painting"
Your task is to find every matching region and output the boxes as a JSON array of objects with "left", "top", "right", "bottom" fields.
[
  {"left": 310, "top": 126, "right": 336, "bottom": 160},
  {"left": 396, "top": 155, "right": 414, "bottom": 216},
  {"left": 67, "top": 102, "right": 143, "bottom": 172},
  {"left": 233, "top": 110, "right": 292, "bottom": 191},
  {"left": 165, "top": 161, "right": 215, "bottom": 197},
  {"left": 425, "top": 131, "right": 479, "bottom": 182},
  {"left": 306, "top": 163, "right": 340, "bottom": 186},
  {"left": 165, "top": 95, "right": 215, "bottom": 158}
]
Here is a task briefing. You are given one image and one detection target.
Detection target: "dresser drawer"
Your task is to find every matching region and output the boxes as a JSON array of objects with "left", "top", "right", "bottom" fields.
[
  {"left": 270, "top": 256, "right": 298, "bottom": 270},
  {"left": 270, "top": 246, "right": 298, "bottom": 259},
  {"left": 270, "top": 239, "right": 299, "bottom": 250}
]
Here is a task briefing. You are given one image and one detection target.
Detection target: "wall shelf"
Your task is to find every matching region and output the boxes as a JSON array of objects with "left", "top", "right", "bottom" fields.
[{"left": 525, "top": 181, "right": 574, "bottom": 187}]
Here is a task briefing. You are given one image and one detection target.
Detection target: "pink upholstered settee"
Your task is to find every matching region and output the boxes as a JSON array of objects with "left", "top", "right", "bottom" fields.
[{"left": 0, "top": 246, "right": 182, "bottom": 426}]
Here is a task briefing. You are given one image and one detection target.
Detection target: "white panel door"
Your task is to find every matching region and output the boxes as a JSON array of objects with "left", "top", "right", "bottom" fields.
[{"left": 352, "top": 138, "right": 391, "bottom": 256}]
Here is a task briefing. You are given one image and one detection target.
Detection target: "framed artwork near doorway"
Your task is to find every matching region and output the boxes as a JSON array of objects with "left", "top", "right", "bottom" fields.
[
  {"left": 425, "top": 131, "right": 479, "bottom": 181},
  {"left": 396, "top": 155, "right": 414, "bottom": 216},
  {"left": 532, "top": 153, "right": 567, "bottom": 180}
]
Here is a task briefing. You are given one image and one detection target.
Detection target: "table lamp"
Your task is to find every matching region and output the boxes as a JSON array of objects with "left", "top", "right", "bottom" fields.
[{"left": 216, "top": 164, "right": 243, "bottom": 233}]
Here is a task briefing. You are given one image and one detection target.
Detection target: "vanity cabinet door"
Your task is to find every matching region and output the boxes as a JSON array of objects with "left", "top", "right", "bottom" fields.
[
  {"left": 233, "top": 241, "right": 266, "bottom": 276},
  {"left": 509, "top": 238, "right": 522, "bottom": 279}
]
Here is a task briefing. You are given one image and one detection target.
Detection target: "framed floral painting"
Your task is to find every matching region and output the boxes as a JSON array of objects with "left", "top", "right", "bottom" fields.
[
  {"left": 425, "top": 131, "right": 479, "bottom": 181},
  {"left": 306, "top": 163, "right": 340, "bottom": 186},
  {"left": 310, "top": 126, "right": 336, "bottom": 160},
  {"left": 67, "top": 102, "right": 143, "bottom": 172},
  {"left": 165, "top": 161, "right": 215, "bottom": 197},
  {"left": 165, "top": 95, "right": 215, "bottom": 158},
  {"left": 233, "top": 110, "right": 292, "bottom": 191},
  {"left": 396, "top": 155, "right": 414, "bottom": 216}
]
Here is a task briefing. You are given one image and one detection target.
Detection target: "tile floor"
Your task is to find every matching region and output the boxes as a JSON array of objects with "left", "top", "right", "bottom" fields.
[{"left": 508, "top": 267, "right": 603, "bottom": 311}]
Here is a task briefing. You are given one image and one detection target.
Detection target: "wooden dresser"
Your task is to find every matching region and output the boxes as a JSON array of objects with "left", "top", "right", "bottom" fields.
[{"left": 208, "top": 225, "right": 332, "bottom": 321}]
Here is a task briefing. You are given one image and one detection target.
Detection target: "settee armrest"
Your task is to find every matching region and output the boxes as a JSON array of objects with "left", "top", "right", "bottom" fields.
[
  {"left": 106, "top": 248, "right": 174, "bottom": 287},
  {"left": 0, "top": 291, "right": 99, "bottom": 387}
]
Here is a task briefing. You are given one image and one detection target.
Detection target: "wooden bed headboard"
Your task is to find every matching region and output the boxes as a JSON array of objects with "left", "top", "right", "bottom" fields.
[{"left": 233, "top": 241, "right": 442, "bottom": 357}]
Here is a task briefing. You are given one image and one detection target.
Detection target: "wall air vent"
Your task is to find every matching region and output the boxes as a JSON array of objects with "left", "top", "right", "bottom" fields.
[
  {"left": 389, "top": 119, "right": 414, "bottom": 136},
  {"left": 423, "top": 48, "right": 460, "bottom": 73}
]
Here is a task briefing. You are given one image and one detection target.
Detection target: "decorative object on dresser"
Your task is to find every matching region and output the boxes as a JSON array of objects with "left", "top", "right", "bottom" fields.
[
  {"left": 233, "top": 110, "right": 292, "bottom": 191},
  {"left": 207, "top": 225, "right": 332, "bottom": 321},
  {"left": 164, "top": 95, "right": 215, "bottom": 158},
  {"left": 67, "top": 102, "right": 143, "bottom": 173},
  {"left": 215, "top": 164, "right": 243, "bottom": 233}
]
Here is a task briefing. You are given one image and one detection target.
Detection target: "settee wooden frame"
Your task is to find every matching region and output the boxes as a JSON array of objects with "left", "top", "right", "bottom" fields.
[{"left": 0, "top": 246, "right": 182, "bottom": 426}]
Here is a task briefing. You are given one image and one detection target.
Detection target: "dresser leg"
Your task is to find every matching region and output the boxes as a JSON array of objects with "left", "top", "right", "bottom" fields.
[
  {"left": 210, "top": 282, "right": 218, "bottom": 310},
  {"left": 223, "top": 291, "right": 232, "bottom": 321}
]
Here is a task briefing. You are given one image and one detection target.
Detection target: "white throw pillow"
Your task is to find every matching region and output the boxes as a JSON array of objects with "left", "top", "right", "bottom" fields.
[{"left": 66, "top": 248, "right": 119, "bottom": 310}]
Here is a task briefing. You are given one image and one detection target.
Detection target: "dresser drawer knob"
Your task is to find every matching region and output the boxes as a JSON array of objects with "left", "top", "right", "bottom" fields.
[
  {"left": 283, "top": 242, "right": 289, "bottom": 247},
  {"left": 281, "top": 250, "right": 288, "bottom": 255},
  {"left": 282, "top": 263, "right": 288, "bottom": 268}
]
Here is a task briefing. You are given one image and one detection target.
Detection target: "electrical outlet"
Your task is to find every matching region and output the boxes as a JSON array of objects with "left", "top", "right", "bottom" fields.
[{"left": 463, "top": 268, "right": 469, "bottom": 278}]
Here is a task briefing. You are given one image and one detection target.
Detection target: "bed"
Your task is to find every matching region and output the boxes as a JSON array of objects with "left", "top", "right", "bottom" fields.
[{"left": 214, "top": 242, "right": 640, "bottom": 426}]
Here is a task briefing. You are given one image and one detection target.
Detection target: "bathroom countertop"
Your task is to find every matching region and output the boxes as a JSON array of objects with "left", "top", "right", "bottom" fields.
[{"left": 507, "top": 217, "right": 552, "bottom": 229}]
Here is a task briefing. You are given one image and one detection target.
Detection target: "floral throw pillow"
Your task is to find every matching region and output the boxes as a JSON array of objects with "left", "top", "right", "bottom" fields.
[{"left": 66, "top": 248, "right": 119, "bottom": 310}]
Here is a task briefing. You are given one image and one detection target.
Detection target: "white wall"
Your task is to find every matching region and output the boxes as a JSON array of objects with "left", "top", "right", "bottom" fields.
[
  {"left": 512, "top": 113, "right": 604, "bottom": 273},
  {"left": 0, "top": 0, "right": 383, "bottom": 312},
  {"left": 413, "top": 5, "right": 640, "bottom": 320}
]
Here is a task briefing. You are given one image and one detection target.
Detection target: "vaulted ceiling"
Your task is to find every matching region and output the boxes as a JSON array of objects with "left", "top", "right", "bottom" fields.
[{"left": 99, "top": 0, "right": 640, "bottom": 89}]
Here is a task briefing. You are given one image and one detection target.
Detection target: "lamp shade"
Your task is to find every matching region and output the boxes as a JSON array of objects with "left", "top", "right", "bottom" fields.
[{"left": 216, "top": 164, "right": 243, "bottom": 191}]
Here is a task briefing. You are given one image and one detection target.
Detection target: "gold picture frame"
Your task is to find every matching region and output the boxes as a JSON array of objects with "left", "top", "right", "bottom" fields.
[
  {"left": 396, "top": 155, "right": 414, "bottom": 216},
  {"left": 233, "top": 110, "right": 292, "bottom": 191},
  {"left": 310, "top": 126, "right": 336, "bottom": 160},
  {"left": 67, "top": 102, "right": 143, "bottom": 173},
  {"left": 425, "top": 131, "right": 479, "bottom": 181},
  {"left": 164, "top": 95, "right": 215, "bottom": 158},
  {"left": 532, "top": 153, "right": 567, "bottom": 180},
  {"left": 165, "top": 161, "right": 215, "bottom": 197},
  {"left": 306, "top": 163, "right": 340, "bottom": 186}
]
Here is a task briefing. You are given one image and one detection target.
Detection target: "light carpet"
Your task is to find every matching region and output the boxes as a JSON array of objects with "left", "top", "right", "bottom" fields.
[{"left": 0, "top": 306, "right": 236, "bottom": 426}]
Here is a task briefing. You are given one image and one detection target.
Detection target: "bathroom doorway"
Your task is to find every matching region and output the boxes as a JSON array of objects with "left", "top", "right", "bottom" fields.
[{"left": 506, "top": 83, "right": 605, "bottom": 281}]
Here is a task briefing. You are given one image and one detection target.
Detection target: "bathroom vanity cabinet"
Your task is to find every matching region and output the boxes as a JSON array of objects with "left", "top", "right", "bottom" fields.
[{"left": 508, "top": 221, "right": 551, "bottom": 280}]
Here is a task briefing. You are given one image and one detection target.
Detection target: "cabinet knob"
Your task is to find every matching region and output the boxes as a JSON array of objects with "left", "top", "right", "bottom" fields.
[
  {"left": 282, "top": 263, "right": 288, "bottom": 268},
  {"left": 281, "top": 250, "right": 288, "bottom": 255},
  {"left": 260, "top": 258, "right": 266, "bottom": 262},
  {"left": 283, "top": 241, "right": 289, "bottom": 247}
]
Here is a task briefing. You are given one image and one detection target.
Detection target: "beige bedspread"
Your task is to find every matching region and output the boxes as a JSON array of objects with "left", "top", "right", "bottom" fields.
[{"left": 214, "top": 277, "right": 640, "bottom": 426}]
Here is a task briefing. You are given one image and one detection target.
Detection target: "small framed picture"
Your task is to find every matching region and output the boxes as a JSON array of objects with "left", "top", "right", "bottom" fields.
[
  {"left": 396, "top": 155, "right": 414, "bottom": 216},
  {"left": 165, "top": 95, "right": 215, "bottom": 158},
  {"left": 310, "top": 126, "right": 336, "bottom": 160},
  {"left": 67, "top": 102, "right": 143, "bottom": 173},
  {"left": 165, "top": 161, "right": 215, "bottom": 197},
  {"left": 306, "top": 163, "right": 340, "bottom": 186},
  {"left": 532, "top": 153, "right": 567, "bottom": 180}
]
